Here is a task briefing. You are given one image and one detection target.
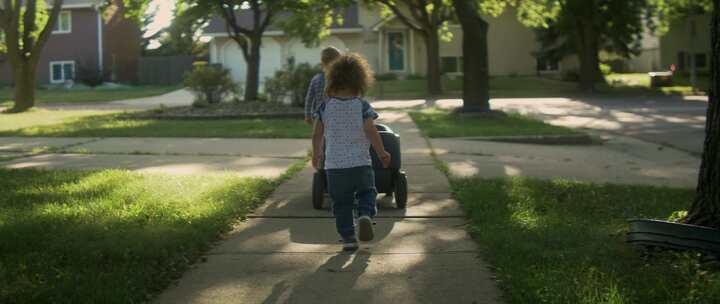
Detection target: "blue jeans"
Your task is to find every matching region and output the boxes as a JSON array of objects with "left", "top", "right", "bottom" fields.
[{"left": 326, "top": 166, "right": 377, "bottom": 239}]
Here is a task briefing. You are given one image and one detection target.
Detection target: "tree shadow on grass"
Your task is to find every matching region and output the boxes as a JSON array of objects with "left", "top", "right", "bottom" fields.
[
  {"left": 0, "top": 113, "right": 311, "bottom": 139},
  {"left": 452, "top": 176, "right": 709, "bottom": 304}
]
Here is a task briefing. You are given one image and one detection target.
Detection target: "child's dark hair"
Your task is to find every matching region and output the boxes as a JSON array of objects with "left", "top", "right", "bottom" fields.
[
  {"left": 325, "top": 53, "right": 375, "bottom": 97},
  {"left": 321, "top": 46, "right": 342, "bottom": 66}
]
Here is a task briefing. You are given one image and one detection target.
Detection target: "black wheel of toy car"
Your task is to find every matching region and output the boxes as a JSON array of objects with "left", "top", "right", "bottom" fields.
[
  {"left": 394, "top": 172, "right": 408, "bottom": 209},
  {"left": 312, "top": 172, "right": 325, "bottom": 210}
]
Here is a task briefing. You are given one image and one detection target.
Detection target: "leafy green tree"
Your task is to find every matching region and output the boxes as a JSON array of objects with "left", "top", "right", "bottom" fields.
[
  {"left": 532, "top": 0, "right": 660, "bottom": 92},
  {"left": 148, "top": 1, "right": 209, "bottom": 56},
  {"left": 364, "top": 0, "right": 454, "bottom": 96},
  {"left": 187, "top": 0, "right": 349, "bottom": 102},
  {"left": 0, "top": 0, "right": 63, "bottom": 112}
]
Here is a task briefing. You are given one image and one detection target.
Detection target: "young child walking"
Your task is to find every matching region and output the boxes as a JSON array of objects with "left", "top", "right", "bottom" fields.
[
  {"left": 304, "top": 46, "right": 342, "bottom": 124},
  {"left": 311, "top": 53, "right": 391, "bottom": 251}
]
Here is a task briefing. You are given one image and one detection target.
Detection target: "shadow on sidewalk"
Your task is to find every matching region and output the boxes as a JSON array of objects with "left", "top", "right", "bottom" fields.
[{"left": 262, "top": 251, "right": 372, "bottom": 304}]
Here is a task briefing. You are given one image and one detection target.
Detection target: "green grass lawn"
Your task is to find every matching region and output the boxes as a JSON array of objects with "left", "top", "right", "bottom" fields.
[
  {"left": 451, "top": 176, "right": 720, "bottom": 304},
  {"left": 0, "top": 109, "right": 119, "bottom": 132},
  {"left": 368, "top": 74, "right": 707, "bottom": 99},
  {"left": 368, "top": 76, "right": 580, "bottom": 99},
  {"left": 0, "top": 85, "right": 180, "bottom": 107},
  {"left": 0, "top": 112, "right": 312, "bottom": 138},
  {"left": 605, "top": 73, "right": 710, "bottom": 95},
  {"left": 0, "top": 162, "right": 305, "bottom": 303},
  {"left": 409, "top": 108, "right": 579, "bottom": 138}
]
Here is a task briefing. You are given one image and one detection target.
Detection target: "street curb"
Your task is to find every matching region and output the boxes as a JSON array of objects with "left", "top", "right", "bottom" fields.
[{"left": 458, "top": 134, "right": 602, "bottom": 145}]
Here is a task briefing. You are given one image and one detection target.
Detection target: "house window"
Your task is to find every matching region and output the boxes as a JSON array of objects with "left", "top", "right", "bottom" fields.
[
  {"left": 537, "top": 56, "right": 559, "bottom": 72},
  {"left": 53, "top": 11, "right": 72, "bottom": 34},
  {"left": 387, "top": 32, "right": 405, "bottom": 71},
  {"left": 50, "top": 61, "right": 75, "bottom": 84},
  {"left": 441, "top": 56, "right": 463, "bottom": 74},
  {"left": 694, "top": 53, "right": 707, "bottom": 69}
]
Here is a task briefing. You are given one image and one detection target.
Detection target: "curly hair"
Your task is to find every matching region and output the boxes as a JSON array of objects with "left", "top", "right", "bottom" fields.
[{"left": 324, "top": 53, "right": 375, "bottom": 97}]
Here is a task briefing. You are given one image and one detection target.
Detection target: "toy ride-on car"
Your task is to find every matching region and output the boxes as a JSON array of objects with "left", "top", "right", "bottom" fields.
[{"left": 312, "top": 123, "right": 408, "bottom": 209}]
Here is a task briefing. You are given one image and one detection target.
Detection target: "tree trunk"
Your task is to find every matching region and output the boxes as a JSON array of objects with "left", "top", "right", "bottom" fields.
[
  {"left": 452, "top": 0, "right": 490, "bottom": 112},
  {"left": 683, "top": 0, "right": 720, "bottom": 229},
  {"left": 9, "top": 64, "right": 37, "bottom": 113},
  {"left": 244, "top": 34, "right": 262, "bottom": 102},
  {"left": 574, "top": 18, "right": 603, "bottom": 92},
  {"left": 423, "top": 29, "right": 443, "bottom": 96}
]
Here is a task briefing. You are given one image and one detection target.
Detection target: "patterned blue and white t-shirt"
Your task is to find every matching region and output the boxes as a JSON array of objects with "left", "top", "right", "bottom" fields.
[{"left": 316, "top": 97, "right": 379, "bottom": 170}]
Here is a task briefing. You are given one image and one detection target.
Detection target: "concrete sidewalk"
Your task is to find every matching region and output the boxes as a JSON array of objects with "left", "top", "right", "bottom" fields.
[{"left": 154, "top": 112, "right": 502, "bottom": 304}]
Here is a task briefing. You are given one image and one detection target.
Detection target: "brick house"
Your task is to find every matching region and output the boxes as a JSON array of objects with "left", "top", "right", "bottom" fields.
[{"left": 0, "top": 0, "right": 141, "bottom": 85}]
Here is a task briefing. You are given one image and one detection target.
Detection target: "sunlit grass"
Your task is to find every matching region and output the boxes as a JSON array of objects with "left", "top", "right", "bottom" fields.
[
  {"left": 605, "top": 73, "right": 709, "bottom": 95},
  {"left": 409, "top": 108, "right": 580, "bottom": 138},
  {"left": 0, "top": 109, "right": 119, "bottom": 132},
  {"left": 0, "top": 112, "right": 312, "bottom": 138},
  {"left": 0, "top": 166, "right": 298, "bottom": 303},
  {"left": 0, "top": 85, "right": 180, "bottom": 107},
  {"left": 451, "top": 176, "right": 719, "bottom": 304}
]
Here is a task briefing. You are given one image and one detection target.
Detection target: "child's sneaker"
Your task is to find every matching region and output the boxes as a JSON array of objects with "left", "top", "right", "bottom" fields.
[
  {"left": 358, "top": 215, "right": 374, "bottom": 242},
  {"left": 342, "top": 237, "right": 359, "bottom": 251}
]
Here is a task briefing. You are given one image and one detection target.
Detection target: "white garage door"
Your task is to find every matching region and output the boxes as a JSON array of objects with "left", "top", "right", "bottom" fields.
[
  {"left": 222, "top": 38, "right": 283, "bottom": 84},
  {"left": 287, "top": 36, "right": 347, "bottom": 66}
]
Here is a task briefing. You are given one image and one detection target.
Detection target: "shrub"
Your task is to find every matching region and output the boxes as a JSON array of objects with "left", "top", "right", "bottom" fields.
[
  {"left": 77, "top": 66, "right": 105, "bottom": 88},
  {"left": 562, "top": 69, "right": 580, "bottom": 82},
  {"left": 406, "top": 74, "right": 425, "bottom": 80},
  {"left": 599, "top": 63, "right": 613, "bottom": 76},
  {"left": 184, "top": 66, "right": 238, "bottom": 105},
  {"left": 263, "top": 62, "right": 321, "bottom": 107},
  {"left": 375, "top": 73, "right": 398, "bottom": 81}
]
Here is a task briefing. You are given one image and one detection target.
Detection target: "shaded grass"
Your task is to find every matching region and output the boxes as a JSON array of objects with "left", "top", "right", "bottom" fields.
[
  {"left": 368, "top": 76, "right": 579, "bottom": 99},
  {"left": 0, "top": 85, "right": 180, "bottom": 107},
  {"left": 0, "top": 112, "right": 312, "bottom": 138},
  {"left": 0, "top": 165, "right": 300, "bottom": 303},
  {"left": 451, "top": 176, "right": 720, "bottom": 304},
  {"left": 409, "top": 108, "right": 579, "bottom": 138},
  {"left": 367, "top": 74, "right": 707, "bottom": 100}
]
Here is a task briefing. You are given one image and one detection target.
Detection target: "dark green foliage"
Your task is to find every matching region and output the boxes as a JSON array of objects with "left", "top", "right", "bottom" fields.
[
  {"left": 183, "top": 65, "right": 238, "bottom": 105},
  {"left": 535, "top": 0, "right": 648, "bottom": 72},
  {"left": 263, "top": 63, "right": 322, "bottom": 107},
  {"left": 76, "top": 65, "right": 105, "bottom": 88}
]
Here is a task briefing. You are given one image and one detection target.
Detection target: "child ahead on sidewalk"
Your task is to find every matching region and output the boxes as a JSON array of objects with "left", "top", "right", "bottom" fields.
[
  {"left": 311, "top": 53, "right": 391, "bottom": 252},
  {"left": 304, "top": 46, "right": 342, "bottom": 124}
]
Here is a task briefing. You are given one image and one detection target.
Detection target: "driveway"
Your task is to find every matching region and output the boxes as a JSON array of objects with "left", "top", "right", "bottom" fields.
[{"left": 37, "top": 88, "right": 195, "bottom": 111}]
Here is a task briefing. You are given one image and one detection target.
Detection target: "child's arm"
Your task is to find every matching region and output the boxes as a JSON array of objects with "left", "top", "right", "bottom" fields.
[
  {"left": 363, "top": 118, "right": 391, "bottom": 168},
  {"left": 312, "top": 119, "right": 325, "bottom": 169},
  {"left": 304, "top": 77, "right": 318, "bottom": 124}
]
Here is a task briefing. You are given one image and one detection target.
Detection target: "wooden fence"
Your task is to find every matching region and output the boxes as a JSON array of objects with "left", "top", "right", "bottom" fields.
[{"left": 138, "top": 56, "right": 195, "bottom": 85}]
